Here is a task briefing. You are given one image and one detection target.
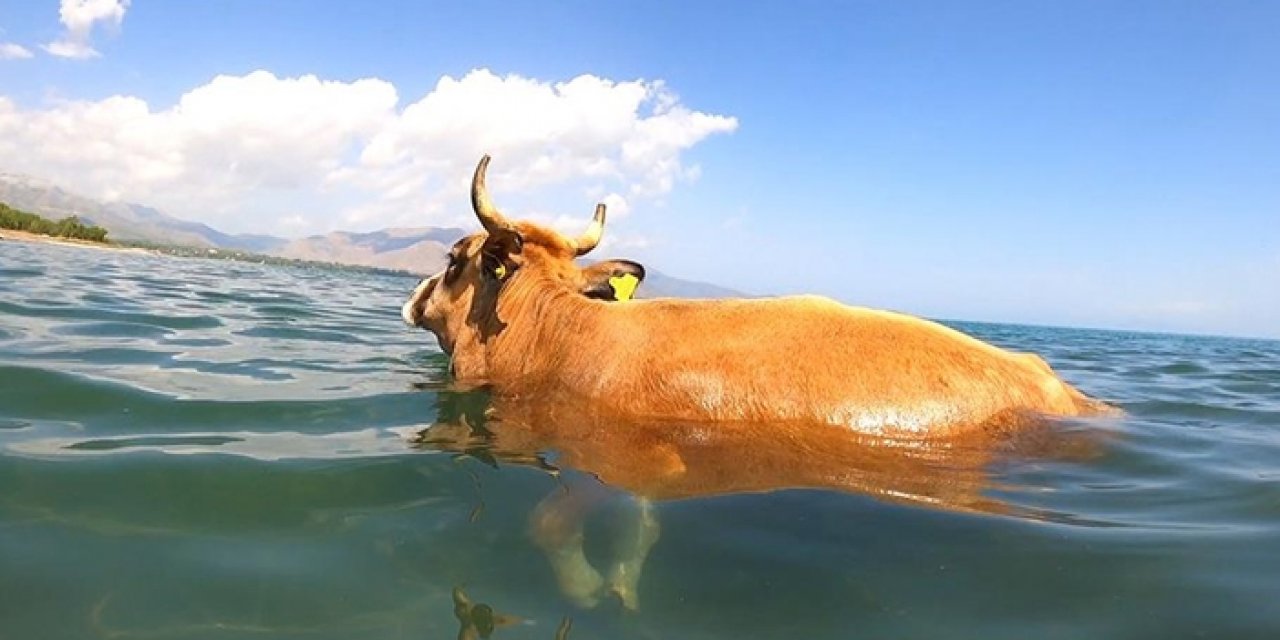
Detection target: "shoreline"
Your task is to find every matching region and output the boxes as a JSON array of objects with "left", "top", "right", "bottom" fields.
[
  {"left": 0, "top": 229, "right": 158, "bottom": 255},
  {"left": 0, "top": 228, "right": 415, "bottom": 279}
]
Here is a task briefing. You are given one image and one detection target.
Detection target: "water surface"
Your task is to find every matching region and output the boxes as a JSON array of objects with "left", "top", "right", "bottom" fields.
[{"left": 2, "top": 240, "right": 1278, "bottom": 639}]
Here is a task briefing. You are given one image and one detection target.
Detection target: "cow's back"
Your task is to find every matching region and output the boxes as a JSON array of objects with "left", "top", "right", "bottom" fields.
[{"left": 598, "top": 295, "right": 1102, "bottom": 437}]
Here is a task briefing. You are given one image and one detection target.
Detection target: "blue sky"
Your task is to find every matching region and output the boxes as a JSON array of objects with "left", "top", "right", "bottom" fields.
[{"left": 1, "top": 1, "right": 1277, "bottom": 338}]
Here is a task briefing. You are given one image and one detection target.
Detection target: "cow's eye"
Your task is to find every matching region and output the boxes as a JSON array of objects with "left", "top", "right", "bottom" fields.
[{"left": 442, "top": 253, "right": 464, "bottom": 285}]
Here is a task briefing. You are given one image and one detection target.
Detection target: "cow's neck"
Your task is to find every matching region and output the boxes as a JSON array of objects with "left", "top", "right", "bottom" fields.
[{"left": 457, "top": 275, "right": 600, "bottom": 391}]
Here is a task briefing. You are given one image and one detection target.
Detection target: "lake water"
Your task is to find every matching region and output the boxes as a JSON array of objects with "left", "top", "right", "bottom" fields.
[{"left": 2, "top": 240, "right": 1278, "bottom": 639}]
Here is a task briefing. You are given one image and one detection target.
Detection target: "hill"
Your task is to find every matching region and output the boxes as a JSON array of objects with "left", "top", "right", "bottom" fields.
[
  {"left": 0, "top": 172, "right": 741, "bottom": 298},
  {"left": 274, "top": 227, "right": 465, "bottom": 276},
  {"left": 0, "top": 173, "right": 283, "bottom": 251}
]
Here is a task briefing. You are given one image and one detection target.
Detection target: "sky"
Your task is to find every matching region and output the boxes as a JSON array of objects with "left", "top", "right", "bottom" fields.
[{"left": 0, "top": 1, "right": 1277, "bottom": 338}]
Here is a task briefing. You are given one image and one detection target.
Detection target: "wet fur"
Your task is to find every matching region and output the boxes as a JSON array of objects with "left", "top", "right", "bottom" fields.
[{"left": 409, "top": 222, "right": 1110, "bottom": 439}]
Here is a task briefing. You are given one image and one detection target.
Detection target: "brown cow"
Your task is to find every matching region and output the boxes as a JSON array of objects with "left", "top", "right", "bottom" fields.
[
  {"left": 402, "top": 155, "right": 1113, "bottom": 610},
  {"left": 402, "top": 155, "right": 1111, "bottom": 439}
]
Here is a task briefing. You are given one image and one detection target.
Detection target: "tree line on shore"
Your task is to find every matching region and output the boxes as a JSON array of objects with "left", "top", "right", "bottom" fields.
[{"left": 0, "top": 202, "right": 110, "bottom": 242}]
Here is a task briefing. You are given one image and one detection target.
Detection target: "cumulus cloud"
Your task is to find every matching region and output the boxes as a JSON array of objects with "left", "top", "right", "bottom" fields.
[
  {"left": 331, "top": 70, "right": 737, "bottom": 230},
  {"left": 0, "top": 69, "right": 737, "bottom": 236},
  {"left": 43, "top": 0, "right": 130, "bottom": 59},
  {"left": 0, "top": 42, "right": 34, "bottom": 60}
]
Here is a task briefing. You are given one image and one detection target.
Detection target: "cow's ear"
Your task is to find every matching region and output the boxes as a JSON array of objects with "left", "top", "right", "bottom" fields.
[
  {"left": 480, "top": 230, "right": 524, "bottom": 282},
  {"left": 580, "top": 260, "right": 646, "bottom": 301}
]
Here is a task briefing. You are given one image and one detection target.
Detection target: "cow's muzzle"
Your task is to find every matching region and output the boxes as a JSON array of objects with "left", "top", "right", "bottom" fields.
[{"left": 401, "top": 276, "right": 437, "bottom": 328}]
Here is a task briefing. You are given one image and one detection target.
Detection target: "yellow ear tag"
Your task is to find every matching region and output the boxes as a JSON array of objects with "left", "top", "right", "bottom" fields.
[
  {"left": 608, "top": 273, "right": 639, "bottom": 301},
  {"left": 493, "top": 264, "right": 507, "bottom": 280}
]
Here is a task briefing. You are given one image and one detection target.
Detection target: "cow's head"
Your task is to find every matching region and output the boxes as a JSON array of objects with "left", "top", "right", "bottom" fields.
[{"left": 402, "top": 155, "right": 646, "bottom": 360}]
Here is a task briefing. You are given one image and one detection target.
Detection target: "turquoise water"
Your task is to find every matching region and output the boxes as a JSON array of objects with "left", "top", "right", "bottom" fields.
[{"left": 2, "top": 240, "right": 1279, "bottom": 639}]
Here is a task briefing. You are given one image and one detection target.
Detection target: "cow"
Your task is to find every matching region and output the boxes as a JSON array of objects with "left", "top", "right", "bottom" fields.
[
  {"left": 402, "top": 155, "right": 1114, "bottom": 610},
  {"left": 402, "top": 155, "right": 1111, "bottom": 439}
]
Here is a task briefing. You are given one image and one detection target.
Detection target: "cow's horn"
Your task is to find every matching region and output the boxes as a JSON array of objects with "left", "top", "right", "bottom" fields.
[
  {"left": 471, "top": 155, "right": 515, "bottom": 234},
  {"left": 573, "top": 203, "right": 606, "bottom": 256}
]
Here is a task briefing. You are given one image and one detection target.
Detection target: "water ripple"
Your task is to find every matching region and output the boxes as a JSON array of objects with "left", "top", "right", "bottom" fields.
[{"left": 3, "top": 239, "right": 1280, "bottom": 639}]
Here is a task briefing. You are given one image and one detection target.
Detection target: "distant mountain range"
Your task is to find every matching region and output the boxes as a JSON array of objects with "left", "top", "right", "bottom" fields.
[
  {"left": 0, "top": 172, "right": 740, "bottom": 298},
  {"left": 0, "top": 173, "right": 284, "bottom": 252},
  {"left": 272, "top": 227, "right": 465, "bottom": 276}
]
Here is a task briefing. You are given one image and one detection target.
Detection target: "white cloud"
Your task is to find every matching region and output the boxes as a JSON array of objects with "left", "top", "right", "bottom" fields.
[
  {"left": 603, "top": 234, "right": 652, "bottom": 251},
  {"left": 0, "top": 69, "right": 737, "bottom": 237},
  {"left": 600, "top": 193, "right": 631, "bottom": 219},
  {"left": 332, "top": 70, "right": 737, "bottom": 229},
  {"left": 42, "top": 39, "right": 97, "bottom": 59},
  {"left": 43, "top": 0, "right": 130, "bottom": 59},
  {"left": 0, "top": 42, "right": 34, "bottom": 60}
]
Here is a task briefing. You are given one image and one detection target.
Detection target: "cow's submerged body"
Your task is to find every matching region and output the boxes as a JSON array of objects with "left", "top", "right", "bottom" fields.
[{"left": 404, "top": 155, "right": 1111, "bottom": 442}]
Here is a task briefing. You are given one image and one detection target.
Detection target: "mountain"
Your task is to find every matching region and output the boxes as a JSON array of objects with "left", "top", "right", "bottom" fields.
[
  {"left": 274, "top": 228, "right": 741, "bottom": 297},
  {"left": 276, "top": 229, "right": 743, "bottom": 297},
  {"left": 640, "top": 270, "right": 743, "bottom": 299},
  {"left": 0, "top": 172, "right": 741, "bottom": 298},
  {"left": 0, "top": 173, "right": 286, "bottom": 252},
  {"left": 275, "top": 227, "right": 465, "bottom": 276}
]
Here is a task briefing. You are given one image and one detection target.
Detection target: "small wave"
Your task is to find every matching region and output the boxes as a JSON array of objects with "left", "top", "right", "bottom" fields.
[
  {"left": 7, "top": 428, "right": 424, "bottom": 461},
  {"left": 1152, "top": 362, "right": 1211, "bottom": 375},
  {"left": 234, "top": 326, "right": 370, "bottom": 344},
  {"left": 66, "top": 435, "right": 246, "bottom": 450},
  {"left": 0, "top": 365, "right": 439, "bottom": 432},
  {"left": 0, "top": 266, "right": 45, "bottom": 279},
  {"left": 1120, "top": 400, "right": 1278, "bottom": 426},
  {"left": 0, "top": 300, "right": 223, "bottom": 330},
  {"left": 49, "top": 321, "right": 174, "bottom": 339}
]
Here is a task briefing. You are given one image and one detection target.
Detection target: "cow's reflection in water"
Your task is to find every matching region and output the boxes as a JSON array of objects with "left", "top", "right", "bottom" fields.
[{"left": 411, "top": 391, "right": 1103, "bottom": 612}]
